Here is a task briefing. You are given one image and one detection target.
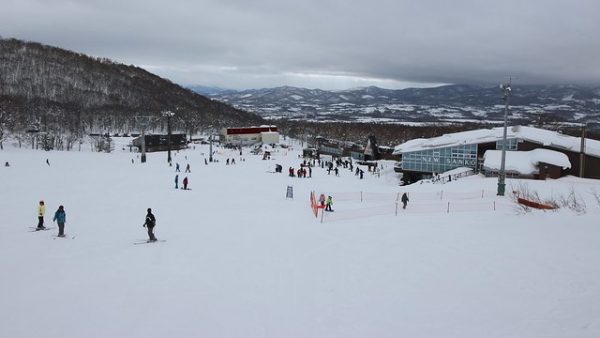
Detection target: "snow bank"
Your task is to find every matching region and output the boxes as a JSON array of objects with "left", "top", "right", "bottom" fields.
[{"left": 483, "top": 148, "right": 571, "bottom": 175}]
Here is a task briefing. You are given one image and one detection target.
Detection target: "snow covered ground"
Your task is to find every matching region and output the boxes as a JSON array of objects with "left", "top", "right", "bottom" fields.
[{"left": 1, "top": 138, "right": 600, "bottom": 338}]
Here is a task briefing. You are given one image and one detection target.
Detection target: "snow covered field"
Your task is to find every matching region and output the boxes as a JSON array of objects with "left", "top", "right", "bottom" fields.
[{"left": 1, "top": 139, "right": 600, "bottom": 338}]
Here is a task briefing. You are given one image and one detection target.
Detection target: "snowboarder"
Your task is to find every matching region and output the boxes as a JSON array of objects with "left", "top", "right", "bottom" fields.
[
  {"left": 325, "top": 196, "right": 333, "bottom": 211},
  {"left": 175, "top": 163, "right": 180, "bottom": 172},
  {"left": 143, "top": 208, "right": 157, "bottom": 242},
  {"left": 183, "top": 176, "right": 189, "bottom": 190},
  {"left": 53, "top": 205, "right": 66, "bottom": 237},
  {"left": 401, "top": 192, "right": 409, "bottom": 209},
  {"left": 175, "top": 174, "right": 179, "bottom": 189},
  {"left": 36, "top": 200, "right": 46, "bottom": 229},
  {"left": 185, "top": 164, "right": 191, "bottom": 173}
]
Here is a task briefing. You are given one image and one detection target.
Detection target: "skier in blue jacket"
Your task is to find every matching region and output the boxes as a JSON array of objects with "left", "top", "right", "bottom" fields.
[{"left": 53, "top": 205, "right": 66, "bottom": 237}]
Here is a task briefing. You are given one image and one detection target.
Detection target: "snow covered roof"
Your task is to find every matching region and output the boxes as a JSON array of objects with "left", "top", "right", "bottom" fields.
[
  {"left": 393, "top": 125, "right": 600, "bottom": 158},
  {"left": 483, "top": 149, "right": 571, "bottom": 175}
]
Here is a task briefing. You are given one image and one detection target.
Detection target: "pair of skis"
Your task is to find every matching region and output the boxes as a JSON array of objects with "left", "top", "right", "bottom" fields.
[
  {"left": 29, "top": 227, "right": 75, "bottom": 239},
  {"left": 29, "top": 226, "right": 55, "bottom": 232},
  {"left": 134, "top": 239, "right": 167, "bottom": 245}
]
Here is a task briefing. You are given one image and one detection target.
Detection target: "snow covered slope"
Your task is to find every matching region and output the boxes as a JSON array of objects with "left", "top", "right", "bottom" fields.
[{"left": 1, "top": 139, "right": 599, "bottom": 338}]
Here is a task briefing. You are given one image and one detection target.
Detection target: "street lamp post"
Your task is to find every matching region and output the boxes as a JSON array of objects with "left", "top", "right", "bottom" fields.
[
  {"left": 163, "top": 111, "right": 175, "bottom": 164},
  {"left": 209, "top": 134, "right": 213, "bottom": 162},
  {"left": 497, "top": 80, "right": 512, "bottom": 196}
]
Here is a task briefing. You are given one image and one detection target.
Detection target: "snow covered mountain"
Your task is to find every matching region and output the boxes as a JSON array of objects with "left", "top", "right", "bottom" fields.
[{"left": 191, "top": 85, "right": 600, "bottom": 126}]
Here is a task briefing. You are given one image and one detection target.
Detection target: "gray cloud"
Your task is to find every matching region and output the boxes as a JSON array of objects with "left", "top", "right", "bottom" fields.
[{"left": 2, "top": 0, "right": 599, "bottom": 89}]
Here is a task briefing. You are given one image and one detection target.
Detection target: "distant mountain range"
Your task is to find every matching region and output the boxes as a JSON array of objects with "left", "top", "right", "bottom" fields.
[{"left": 189, "top": 84, "right": 600, "bottom": 127}]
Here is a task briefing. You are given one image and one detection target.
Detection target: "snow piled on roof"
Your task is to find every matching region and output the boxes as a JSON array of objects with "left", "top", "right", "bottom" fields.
[
  {"left": 393, "top": 125, "right": 600, "bottom": 158},
  {"left": 483, "top": 149, "right": 571, "bottom": 175}
]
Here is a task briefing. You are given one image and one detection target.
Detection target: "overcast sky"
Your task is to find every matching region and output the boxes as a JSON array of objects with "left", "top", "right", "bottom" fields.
[{"left": 2, "top": 0, "right": 599, "bottom": 90}]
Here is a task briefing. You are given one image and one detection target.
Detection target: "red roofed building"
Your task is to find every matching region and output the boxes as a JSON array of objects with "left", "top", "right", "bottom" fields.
[{"left": 221, "top": 125, "right": 279, "bottom": 145}]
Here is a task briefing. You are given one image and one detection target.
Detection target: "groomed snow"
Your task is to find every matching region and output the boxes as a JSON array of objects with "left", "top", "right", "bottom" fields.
[{"left": 1, "top": 139, "right": 600, "bottom": 338}]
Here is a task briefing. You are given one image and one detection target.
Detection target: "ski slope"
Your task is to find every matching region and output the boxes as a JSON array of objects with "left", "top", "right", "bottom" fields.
[{"left": 1, "top": 138, "right": 600, "bottom": 338}]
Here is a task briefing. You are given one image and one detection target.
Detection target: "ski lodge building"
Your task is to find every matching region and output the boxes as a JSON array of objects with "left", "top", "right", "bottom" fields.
[
  {"left": 132, "top": 134, "right": 188, "bottom": 152},
  {"left": 221, "top": 126, "right": 279, "bottom": 145},
  {"left": 392, "top": 125, "right": 600, "bottom": 184}
]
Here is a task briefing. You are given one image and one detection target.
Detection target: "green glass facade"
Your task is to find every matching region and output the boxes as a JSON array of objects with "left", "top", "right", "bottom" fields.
[
  {"left": 495, "top": 138, "right": 518, "bottom": 150},
  {"left": 402, "top": 143, "right": 478, "bottom": 173},
  {"left": 401, "top": 138, "right": 520, "bottom": 174}
]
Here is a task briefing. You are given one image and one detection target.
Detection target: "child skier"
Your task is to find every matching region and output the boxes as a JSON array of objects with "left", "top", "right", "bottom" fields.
[{"left": 36, "top": 200, "right": 46, "bottom": 230}]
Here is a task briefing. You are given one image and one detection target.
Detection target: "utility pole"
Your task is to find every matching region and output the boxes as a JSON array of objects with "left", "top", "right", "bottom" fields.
[
  {"left": 580, "top": 123, "right": 586, "bottom": 177},
  {"left": 209, "top": 134, "right": 213, "bottom": 162},
  {"left": 497, "top": 78, "right": 512, "bottom": 196},
  {"left": 162, "top": 111, "right": 175, "bottom": 164}
]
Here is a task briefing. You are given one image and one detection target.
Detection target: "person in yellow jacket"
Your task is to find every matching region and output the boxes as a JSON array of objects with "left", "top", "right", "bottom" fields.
[{"left": 37, "top": 200, "right": 46, "bottom": 230}]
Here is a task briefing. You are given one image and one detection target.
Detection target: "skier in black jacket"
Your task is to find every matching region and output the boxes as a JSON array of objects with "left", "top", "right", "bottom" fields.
[
  {"left": 143, "top": 208, "right": 157, "bottom": 242},
  {"left": 401, "top": 193, "right": 409, "bottom": 209}
]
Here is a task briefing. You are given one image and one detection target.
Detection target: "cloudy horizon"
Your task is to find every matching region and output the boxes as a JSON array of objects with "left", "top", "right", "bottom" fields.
[{"left": 2, "top": 0, "right": 599, "bottom": 90}]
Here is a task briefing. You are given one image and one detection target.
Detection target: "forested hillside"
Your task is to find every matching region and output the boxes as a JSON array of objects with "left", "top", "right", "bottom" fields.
[{"left": 0, "top": 38, "right": 263, "bottom": 149}]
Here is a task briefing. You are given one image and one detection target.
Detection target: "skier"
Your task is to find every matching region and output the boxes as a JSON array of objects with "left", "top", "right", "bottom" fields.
[
  {"left": 143, "top": 208, "right": 157, "bottom": 242},
  {"left": 53, "top": 205, "right": 66, "bottom": 237},
  {"left": 36, "top": 200, "right": 46, "bottom": 230},
  {"left": 175, "top": 163, "right": 180, "bottom": 172},
  {"left": 319, "top": 194, "right": 326, "bottom": 208},
  {"left": 5, "top": 161, "right": 9, "bottom": 167},
  {"left": 175, "top": 174, "right": 179, "bottom": 189},
  {"left": 46, "top": 159, "right": 50, "bottom": 166},
  {"left": 183, "top": 176, "right": 189, "bottom": 190},
  {"left": 185, "top": 164, "right": 191, "bottom": 173},
  {"left": 401, "top": 192, "right": 409, "bottom": 209},
  {"left": 325, "top": 196, "right": 333, "bottom": 211},
  {"left": 334, "top": 167, "right": 339, "bottom": 176}
]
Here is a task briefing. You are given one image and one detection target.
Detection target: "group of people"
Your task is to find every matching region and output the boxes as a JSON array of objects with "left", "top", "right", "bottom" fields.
[
  {"left": 174, "top": 174, "right": 189, "bottom": 190},
  {"left": 35, "top": 200, "right": 67, "bottom": 237},
  {"left": 175, "top": 163, "right": 191, "bottom": 173},
  {"left": 318, "top": 194, "right": 334, "bottom": 211},
  {"left": 34, "top": 201, "right": 159, "bottom": 242},
  {"left": 288, "top": 166, "right": 311, "bottom": 178}
]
